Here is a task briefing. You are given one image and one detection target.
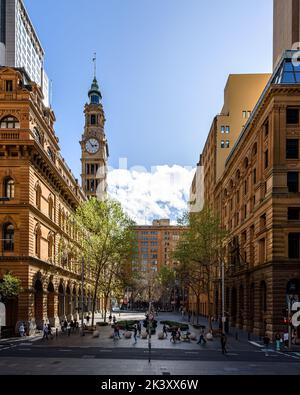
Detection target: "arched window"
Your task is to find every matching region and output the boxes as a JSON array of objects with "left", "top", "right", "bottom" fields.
[
  {"left": 48, "top": 233, "right": 54, "bottom": 260},
  {"left": 35, "top": 225, "right": 41, "bottom": 258},
  {"left": 244, "top": 157, "right": 249, "bottom": 169},
  {"left": 4, "top": 177, "right": 15, "bottom": 199},
  {"left": 0, "top": 116, "right": 20, "bottom": 129},
  {"left": 35, "top": 184, "right": 41, "bottom": 210},
  {"left": 33, "top": 127, "right": 42, "bottom": 144},
  {"left": 3, "top": 223, "right": 14, "bottom": 251},
  {"left": 48, "top": 196, "right": 54, "bottom": 220}
]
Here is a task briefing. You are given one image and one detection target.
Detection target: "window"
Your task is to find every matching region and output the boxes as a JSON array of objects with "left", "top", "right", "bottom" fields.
[
  {"left": 264, "top": 120, "right": 269, "bottom": 137},
  {"left": 35, "top": 184, "right": 41, "bottom": 209},
  {"left": 91, "top": 95, "right": 99, "bottom": 104},
  {"left": 286, "top": 139, "right": 299, "bottom": 159},
  {"left": 260, "top": 214, "right": 267, "bottom": 229},
  {"left": 5, "top": 80, "right": 13, "bottom": 92},
  {"left": 259, "top": 238, "right": 266, "bottom": 263},
  {"left": 288, "top": 208, "right": 300, "bottom": 220},
  {"left": 0, "top": 116, "right": 20, "bottom": 129},
  {"left": 35, "top": 226, "right": 41, "bottom": 258},
  {"left": 225, "top": 126, "right": 230, "bottom": 134},
  {"left": 221, "top": 126, "right": 225, "bottom": 134},
  {"left": 47, "top": 147, "right": 55, "bottom": 162},
  {"left": 242, "top": 111, "right": 247, "bottom": 119},
  {"left": 264, "top": 150, "right": 269, "bottom": 169},
  {"left": 287, "top": 108, "right": 299, "bottom": 125},
  {"left": 33, "top": 127, "right": 42, "bottom": 144},
  {"left": 225, "top": 140, "right": 230, "bottom": 148},
  {"left": 253, "top": 168, "right": 257, "bottom": 184},
  {"left": 244, "top": 204, "right": 247, "bottom": 219},
  {"left": 4, "top": 177, "right": 14, "bottom": 199},
  {"left": 48, "top": 197, "right": 53, "bottom": 220},
  {"left": 48, "top": 234, "right": 54, "bottom": 259},
  {"left": 221, "top": 140, "right": 225, "bottom": 148},
  {"left": 287, "top": 172, "right": 299, "bottom": 192},
  {"left": 91, "top": 114, "right": 96, "bottom": 125},
  {"left": 3, "top": 223, "right": 14, "bottom": 251},
  {"left": 289, "top": 233, "right": 300, "bottom": 259}
]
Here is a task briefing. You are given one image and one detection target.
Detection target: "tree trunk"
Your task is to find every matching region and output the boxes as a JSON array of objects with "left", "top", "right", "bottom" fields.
[
  {"left": 196, "top": 296, "right": 200, "bottom": 324},
  {"left": 91, "top": 267, "right": 102, "bottom": 327},
  {"left": 103, "top": 293, "right": 109, "bottom": 323}
]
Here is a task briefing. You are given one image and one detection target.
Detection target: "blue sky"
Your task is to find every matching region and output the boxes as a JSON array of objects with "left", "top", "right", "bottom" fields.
[{"left": 23, "top": 0, "right": 273, "bottom": 223}]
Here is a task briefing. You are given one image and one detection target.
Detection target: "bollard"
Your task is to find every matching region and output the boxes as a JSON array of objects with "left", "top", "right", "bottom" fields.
[
  {"left": 56, "top": 328, "right": 58, "bottom": 338},
  {"left": 235, "top": 332, "right": 238, "bottom": 341},
  {"left": 248, "top": 332, "right": 251, "bottom": 341}
]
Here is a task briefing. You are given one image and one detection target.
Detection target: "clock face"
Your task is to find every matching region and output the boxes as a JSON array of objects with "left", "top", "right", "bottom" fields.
[{"left": 85, "top": 138, "right": 100, "bottom": 154}]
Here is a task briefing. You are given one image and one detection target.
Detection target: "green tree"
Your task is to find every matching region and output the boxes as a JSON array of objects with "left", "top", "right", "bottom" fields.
[
  {"left": 74, "top": 197, "right": 135, "bottom": 326},
  {"left": 0, "top": 273, "right": 22, "bottom": 301},
  {"left": 174, "top": 207, "right": 227, "bottom": 329}
]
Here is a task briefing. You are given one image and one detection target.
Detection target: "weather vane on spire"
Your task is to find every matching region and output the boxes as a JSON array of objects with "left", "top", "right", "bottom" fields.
[{"left": 92, "top": 52, "right": 97, "bottom": 79}]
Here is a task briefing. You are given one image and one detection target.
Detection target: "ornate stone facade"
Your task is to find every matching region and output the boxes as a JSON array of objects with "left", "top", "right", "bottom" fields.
[{"left": 0, "top": 67, "right": 99, "bottom": 336}]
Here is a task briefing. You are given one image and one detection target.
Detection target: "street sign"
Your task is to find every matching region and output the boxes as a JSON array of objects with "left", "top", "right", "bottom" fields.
[{"left": 0, "top": 302, "right": 6, "bottom": 327}]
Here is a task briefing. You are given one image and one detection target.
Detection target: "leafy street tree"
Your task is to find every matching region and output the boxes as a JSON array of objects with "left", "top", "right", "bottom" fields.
[
  {"left": 174, "top": 207, "right": 227, "bottom": 329},
  {"left": 74, "top": 197, "right": 136, "bottom": 326},
  {"left": 0, "top": 273, "right": 22, "bottom": 301}
]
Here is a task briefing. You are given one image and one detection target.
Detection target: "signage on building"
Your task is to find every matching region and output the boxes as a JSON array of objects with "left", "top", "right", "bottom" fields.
[
  {"left": 292, "top": 302, "right": 300, "bottom": 328},
  {"left": 0, "top": 302, "right": 6, "bottom": 327}
]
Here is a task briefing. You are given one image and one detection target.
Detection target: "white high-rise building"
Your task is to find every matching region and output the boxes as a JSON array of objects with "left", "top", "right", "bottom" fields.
[{"left": 0, "top": 0, "right": 49, "bottom": 106}]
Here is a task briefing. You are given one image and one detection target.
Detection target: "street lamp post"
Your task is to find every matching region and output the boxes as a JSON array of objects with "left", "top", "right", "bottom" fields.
[
  {"left": 221, "top": 260, "right": 225, "bottom": 334},
  {"left": 81, "top": 256, "right": 85, "bottom": 336}
]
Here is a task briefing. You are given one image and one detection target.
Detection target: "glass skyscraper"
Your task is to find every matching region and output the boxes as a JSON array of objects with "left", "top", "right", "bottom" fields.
[{"left": 0, "top": 0, "right": 49, "bottom": 106}]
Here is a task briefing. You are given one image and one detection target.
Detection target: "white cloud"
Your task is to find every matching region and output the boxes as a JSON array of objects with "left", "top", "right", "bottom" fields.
[{"left": 108, "top": 165, "right": 195, "bottom": 225}]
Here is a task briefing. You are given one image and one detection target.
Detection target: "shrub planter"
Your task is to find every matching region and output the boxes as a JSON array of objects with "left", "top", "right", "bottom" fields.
[
  {"left": 141, "top": 332, "right": 148, "bottom": 339},
  {"left": 124, "top": 331, "right": 132, "bottom": 339},
  {"left": 93, "top": 330, "right": 100, "bottom": 338},
  {"left": 206, "top": 332, "right": 213, "bottom": 341},
  {"left": 157, "top": 332, "right": 164, "bottom": 340},
  {"left": 190, "top": 333, "right": 197, "bottom": 341}
]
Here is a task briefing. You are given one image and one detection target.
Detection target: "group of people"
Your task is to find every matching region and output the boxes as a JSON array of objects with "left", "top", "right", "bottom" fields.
[{"left": 60, "top": 319, "right": 80, "bottom": 336}]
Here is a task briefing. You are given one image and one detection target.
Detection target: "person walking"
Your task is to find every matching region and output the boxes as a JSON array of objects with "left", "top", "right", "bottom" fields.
[
  {"left": 86, "top": 315, "right": 90, "bottom": 326},
  {"left": 275, "top": 332, "right": 281, "bottom": 351},
  {"left": 109, "top": 314, "right": 112, "bottom": 325},
  {"left": 283, "top": 332, "right": 289, "bottom": 348},
  {"left": 42, "top": 323, "right": 49, "bottom": 341},
  {"left": 137, "top": 322, "right": 142, "bottom": 337},
  {"left": 221, "top": 333, "right": 227, "bottom": 355},
  {"left": 112, "top": 315, "right": 116, "bottom": 325},
  {"left": 197, "top": 328, "right": 207, "bottom": 345},
  {"left": 133, "top": 325, "right": 138, "bottom": 344},
  {"left": 19, "top": 322, "right": 25, "bottom": 337},
  {"left": 170, "top": 328, "right": 177, "bottom": 343},
  {"left": 163, "top": 324, "right": 168, "bottom": 338},
  {"left": 48, "top": 323, "right": 53, "bottom": 340}
]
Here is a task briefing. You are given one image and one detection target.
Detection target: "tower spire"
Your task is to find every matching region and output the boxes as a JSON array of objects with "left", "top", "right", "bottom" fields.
[{"left": 93, "top": 52, "right": 97, "bottom": 79}]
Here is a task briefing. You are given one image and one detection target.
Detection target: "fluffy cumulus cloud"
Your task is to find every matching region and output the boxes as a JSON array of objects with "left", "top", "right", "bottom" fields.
[{"left": 107, "top": 165, "right": 195, "bottom": 225}]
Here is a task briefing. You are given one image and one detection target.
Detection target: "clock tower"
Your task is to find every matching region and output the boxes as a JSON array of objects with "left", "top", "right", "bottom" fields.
[{"left": 80, "top": 76, "right": 109, "bottom": 200}]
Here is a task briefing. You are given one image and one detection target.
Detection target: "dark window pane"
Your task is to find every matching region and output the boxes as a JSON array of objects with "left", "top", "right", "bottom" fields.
[
  {"left": 264, "top": 150, "right": 269, "bottom": 169},
  {"left": 91, "top": 115, "right": 96, "bottom": 125},
  {"left": 287, "top": 108, "right": 299, "bottom": 124},
  {"left": 282, "top": 72, "right": 296, "bottom": 83},
  {"left": 289, "top": 233, "right": 300, "bottom": 259},
  {"left": 6, "top": 80, "right": 13, "bottom": 92},
  {"left": 284, "top": 61, "right": 294, "bottom": 72},
  {"left": 288, "top": 172, "right": 299, "bottom": 192},
  {"left": 288, "top": 208, "right": 300, "bottom": 220},
  {"left": 286, "top": 139, "right": 299, "bottom": 159}
]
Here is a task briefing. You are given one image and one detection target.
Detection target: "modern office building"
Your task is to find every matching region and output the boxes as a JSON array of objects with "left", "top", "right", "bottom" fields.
[
  {"left": 273, "top": 0, "right": 300, "bottom": 69},
  {"left": 0, "top": 0, "right": 49, "bottom": 106},
  {"left": 132, "top": 219, "right": 184, "bottom": 274},
  {"left": 198, "top": 74, "right": 270, "bottom": 214}
]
